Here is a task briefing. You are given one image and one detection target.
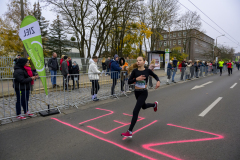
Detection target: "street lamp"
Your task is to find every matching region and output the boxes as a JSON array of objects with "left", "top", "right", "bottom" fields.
[{"left": 213, "top": 34, "right": 225, "bottom": 60}]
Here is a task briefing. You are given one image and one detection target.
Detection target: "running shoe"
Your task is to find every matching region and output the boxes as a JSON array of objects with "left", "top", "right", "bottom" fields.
[
  {"left": 26, "top": 112, "right": 34, "bottom": 117},
  {"left": 93, "top": 97, "right": 99, "bottom": 101},
  {"left": 154, "top": 101, "right": 158, "bottom": 112},
  {"left": 17, "top": 115, "right": 26, "bottom": 120},
  {"left": 121, "top": 130, "right": 132, "bottom": 138}
]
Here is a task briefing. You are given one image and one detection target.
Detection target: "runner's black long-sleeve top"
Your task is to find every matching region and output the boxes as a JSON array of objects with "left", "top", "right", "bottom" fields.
[{"left": 128, "top": 68, "right": 160, "bottom": 85}]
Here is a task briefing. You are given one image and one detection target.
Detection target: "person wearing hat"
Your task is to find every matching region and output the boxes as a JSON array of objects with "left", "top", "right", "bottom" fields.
[
  {"left": 61, "top": 56, "right": 69, "bottom": 90},
  {"left": 110, "top": 54, "right": 122, "bottom": 97},
  {"left": 13, "top": 58, "right": 38, "bottom": 120},
  {"left": 166, "top": 60, "right": 174, "bottom": 85}
]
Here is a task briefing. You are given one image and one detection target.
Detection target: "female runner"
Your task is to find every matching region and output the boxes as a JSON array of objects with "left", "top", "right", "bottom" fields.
[{"left": 121, "top": 56, "right": 160, "bottom": 138}]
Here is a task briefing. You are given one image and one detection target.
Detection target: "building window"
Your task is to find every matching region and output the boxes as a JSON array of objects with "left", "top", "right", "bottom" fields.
[
  {"left": 183, "top": 32, "right": 186, "bottom": 36},
  {"left": 164, "top": 34, "right": 167, "bottom": 38},
  {"left": 178, "top": 40, "right": 181, "bottom": 45},
  {"left": 178, "top": 32, "right": 181, "bottom": 37},
  {"left": 173, "top": 33, "right": 176, "bottom": 37},
  {"left": 170, "top": 34, "right": 172, "bottom": 38},
  {"left": 164, "top": 41, "right": 167, "bottom": 46},
  {"left": 183, "top": 49, "right": 185, "bottom": 53},
  {"left": 159, "top": 41, "right": 162, "bottom": 46},
  {"left": 183, "top": 39, "right": 186, "bottom": 45},
  {"left": 173, "top": 40, "right": 176, "bottom": 45},
  {"left": 169, "top": 41, "right": 171, "bottom": 46},
  {"left": 178, "top": 50, "right": 181, "bottom": 53}
]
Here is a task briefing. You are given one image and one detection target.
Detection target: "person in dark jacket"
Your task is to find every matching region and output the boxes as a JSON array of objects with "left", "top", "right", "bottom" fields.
[
  {"left": 48, "top": 52, "right": 59, "bottom": 88},
  {"left": 68, "top": 56, "right": 74, "bottom": 87},
  {"left": 13, "top": 58, "right": 38, "bottom": 120},
  {"left": 194, "top": 60, "right": 200, "bottom": 78},
  {"left": 166, "top": 60, "right": 174, "bottom": 85},
  {"left": 61, "top": 56, "right": 69, "bottom": 90},
  {"left": 105, "top": 57, "right": 111, "bottom": 75},
  {"left": 180, "top": 59, "right": 186, "bottom": 80},
  {"left": 172, "top": 57, "right": 178, "bottom": 83},
  {"left": 110, "top": 54, "right": 122, "bottom": 96},
  {"left": 72, "top": 61, "right": 80, "bottom": 89},
  {"left": 101, "top": 57, "right": 107, "bottom": 76}
]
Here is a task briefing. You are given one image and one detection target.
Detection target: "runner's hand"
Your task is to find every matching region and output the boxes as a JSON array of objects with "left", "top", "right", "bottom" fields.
[
  {"left": 155, "top": 81, "right": 160, "bottom": 89},
  {"left": 31, "top": 77, "right": 36, "bottom": 80},
  {"left": 136, "top": 75, "right": 146, "bottom": 81}
]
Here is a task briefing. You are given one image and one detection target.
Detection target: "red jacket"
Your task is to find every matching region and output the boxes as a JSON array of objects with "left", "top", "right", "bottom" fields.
[{"left": 226, "top": 63, "right": 232, "bottom": 68}]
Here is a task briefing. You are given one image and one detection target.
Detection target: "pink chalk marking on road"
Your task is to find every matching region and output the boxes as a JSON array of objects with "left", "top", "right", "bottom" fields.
[
  {"left": 52, "top": 118, "right": 157, "bottom": 160},
  {"left": 122, "top": 120, "right": 158, "bottom": 140},
  {"left": 87, "top": 113, "right": 145, "bottom": 134},
  {"left": 142, "top": 123, "right": 224, "bottom": 160},
  {"left": 79, "top": 108, "right": 114, "bottom": 125}
]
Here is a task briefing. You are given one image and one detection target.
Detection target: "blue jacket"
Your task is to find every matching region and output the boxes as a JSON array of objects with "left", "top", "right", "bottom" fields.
[
  {"left": 167, "top": 63, "right": 173, "bottom": 76},
  {"left": 110, "top": 60, "right": 121, "bottom": 79},
  {"left": 172, "top": 60, "right": 178, "bottom": 68}
]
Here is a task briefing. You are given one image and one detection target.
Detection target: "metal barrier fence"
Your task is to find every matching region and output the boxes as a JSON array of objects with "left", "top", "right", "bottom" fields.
[
  {"left": 0, "top": 65, "right": 235, "bottom": 123},
  {"left": 0, "top": 57, "right": 137, "bottom": 78}
]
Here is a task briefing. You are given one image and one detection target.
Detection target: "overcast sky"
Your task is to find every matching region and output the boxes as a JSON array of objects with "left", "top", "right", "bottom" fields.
[{"left": 1, "top": 0, "right": 240, "bottom": 53}]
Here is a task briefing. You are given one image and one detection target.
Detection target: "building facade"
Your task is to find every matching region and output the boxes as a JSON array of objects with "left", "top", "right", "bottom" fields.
[{"left": 154, "top": 29, "right": 214, "bottom": 61}]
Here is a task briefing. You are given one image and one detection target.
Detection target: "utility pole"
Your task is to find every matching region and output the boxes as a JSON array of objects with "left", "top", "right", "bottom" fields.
[{"left": 20, "top": 0, "right": 27, "bottom": 58}]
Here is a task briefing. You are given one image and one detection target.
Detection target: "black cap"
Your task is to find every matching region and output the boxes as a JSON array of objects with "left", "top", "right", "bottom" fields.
[{"left": 64, "top": 56, "right": 68, "bottom": 60}]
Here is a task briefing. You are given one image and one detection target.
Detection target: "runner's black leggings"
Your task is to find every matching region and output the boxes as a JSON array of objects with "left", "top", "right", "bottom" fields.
[
  {"left": 128, "top": 90, "right": 155, "bottom": 132},
  {"left": 228, "top": 68, "right": 232, "bottom": 75}
]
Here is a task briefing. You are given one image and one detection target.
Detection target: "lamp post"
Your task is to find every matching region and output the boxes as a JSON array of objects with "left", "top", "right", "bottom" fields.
[{"left": 213, "top": 34, "right": 225, "bottom": 60}]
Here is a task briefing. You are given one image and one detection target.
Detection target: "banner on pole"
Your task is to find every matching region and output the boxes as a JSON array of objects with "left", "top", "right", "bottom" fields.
[{"left": 19, "top": 15, "right": 48, "bottom": 96}]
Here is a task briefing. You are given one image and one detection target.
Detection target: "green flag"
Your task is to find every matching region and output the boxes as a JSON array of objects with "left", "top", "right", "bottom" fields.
[{"left": 19, "top": 15, "right": 48, "bottom": 96}]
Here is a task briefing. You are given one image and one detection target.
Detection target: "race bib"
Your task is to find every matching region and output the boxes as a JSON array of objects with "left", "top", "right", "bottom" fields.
[{"left": 135, "top": 80, "right": 146, "bottom": 88}]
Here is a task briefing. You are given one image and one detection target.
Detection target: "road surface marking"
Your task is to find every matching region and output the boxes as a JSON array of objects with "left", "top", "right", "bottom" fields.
[
  {"left": 191, "top": 81, "right": 213, "bottom": 90},
  {"left": 199, "top": 97, "right": 223, "bottom": 117},
  {"left": 230, "top": 83, "right": 237, "bottom": 89}
]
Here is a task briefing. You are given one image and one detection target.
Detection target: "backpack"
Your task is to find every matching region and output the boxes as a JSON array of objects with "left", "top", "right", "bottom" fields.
[{"left": 178, "top": 63, "right": 182, "bottom": 69}]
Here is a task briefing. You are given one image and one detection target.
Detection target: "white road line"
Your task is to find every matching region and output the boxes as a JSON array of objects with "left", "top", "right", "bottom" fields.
[
  {"left": 199, "top": 97, "right": 223, "bottom": 117},
  {"left": 230, "top": 83, "right": 237, "bottom": 89}
]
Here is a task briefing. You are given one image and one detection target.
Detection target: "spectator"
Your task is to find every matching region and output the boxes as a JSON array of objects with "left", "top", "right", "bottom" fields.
[
  {"left": 119, "top": 57, "right": 128, "bottom": 93},
  {"left": 185, "top": 61, "right": 192, "bottom": 80},
  {"left": 61, "top": 56, "right": 69, "bottom": 90},
  {"left": 101, "top": 57, "right": 107, "bottom": 76},
  {"left": 166, "top": 60, "right": 173, "bottom": 85},
  {"left": 180, "top": 59, "right": 187, "bottom": 80},
  {"left": 148, "top": 59, "right": 160, "bottom": 88},
  {"left": 194, "top": 60, "right": 200, "bottom": 78},
  {"left": 60, "top": 55, "right": 65, "bottom": 71},
  {"left": 72, "top": 61, "right": 80, "bottom": 89},
  {"left": 27, "top": 55, "right": 36, "bottom": 77},
  {"left": 13, "top": 58, "right": 37, "bottom": 120},
  {"left": 13, "top": 55, "right": 21, "bottom": 66},
  {"left": 68, "top": 56, "right": 73, "bottom": 87},
  {"left": 189, "top": 60, "right": 194, "bottom": 79},
  {"left": 88, "top": 56, "right": 101, "bottom": 101},
  {"left": 110, "top": 54, "right": 122, "bottom": 97},
  {"left": 172, "top": 57, "right": 178, "bottom": 83},
  {"left": 237, "top": 61, "right": 240, "bottom": 71},
  {"left": 48, "top": 52, "right": 59, "bottom": 88},
  {"left": 105, "top": 57, "right": 111, "bottom": 75}
]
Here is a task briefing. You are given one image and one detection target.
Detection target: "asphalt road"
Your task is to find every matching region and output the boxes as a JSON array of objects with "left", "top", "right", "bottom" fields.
[{"left": 1, "top": 69, "right": 240, "bottom": 160}]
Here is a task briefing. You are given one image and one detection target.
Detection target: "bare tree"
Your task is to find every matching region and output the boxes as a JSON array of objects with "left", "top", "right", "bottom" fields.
[{"left": 148, "top": 0, "right": 180, "bottom": 51}]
